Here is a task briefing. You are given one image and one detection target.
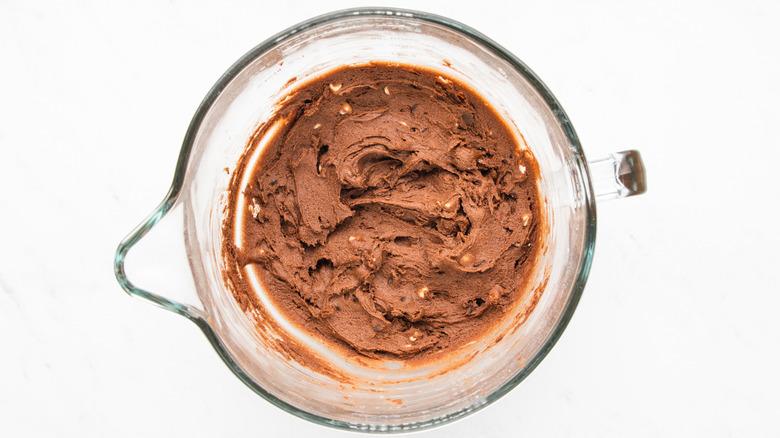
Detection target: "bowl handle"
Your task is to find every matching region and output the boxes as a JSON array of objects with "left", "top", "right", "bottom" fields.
[
  {"left": 114, "top": 197, "right": 205, "bottom": 322},
  {"left": 588, "top": 150, "right": 647, "bottom": 201}
]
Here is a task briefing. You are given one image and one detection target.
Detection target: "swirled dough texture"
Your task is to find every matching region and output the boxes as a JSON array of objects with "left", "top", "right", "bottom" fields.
[{"left": 223, "top": 63, "right": 543, "bottom": 362}]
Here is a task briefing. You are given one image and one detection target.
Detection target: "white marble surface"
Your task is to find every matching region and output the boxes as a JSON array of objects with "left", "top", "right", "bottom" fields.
[{"left": 2, "top": 1, "right": 779, "bottom": 436}]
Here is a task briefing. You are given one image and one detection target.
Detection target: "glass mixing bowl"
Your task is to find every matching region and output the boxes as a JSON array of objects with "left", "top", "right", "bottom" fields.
[{"left": 114, "top": 7, "right": 646, "bottom": 433}]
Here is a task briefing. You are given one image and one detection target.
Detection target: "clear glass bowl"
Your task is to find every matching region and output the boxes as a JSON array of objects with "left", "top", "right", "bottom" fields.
[{"left": 114, "top": 7, "right": 646, "bottom": 433}]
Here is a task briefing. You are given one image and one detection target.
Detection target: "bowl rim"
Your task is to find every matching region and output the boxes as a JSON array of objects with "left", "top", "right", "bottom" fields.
[{"left": 114, "top": 6, "right": 596, "bottom": 433}]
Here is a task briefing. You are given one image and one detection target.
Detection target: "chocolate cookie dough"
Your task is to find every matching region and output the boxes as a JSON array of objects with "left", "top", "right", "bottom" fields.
[{"left": 223, "top": 63, "right": 543, "bottom": 361}]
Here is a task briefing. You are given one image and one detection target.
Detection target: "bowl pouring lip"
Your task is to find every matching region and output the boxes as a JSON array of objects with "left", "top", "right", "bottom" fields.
[{"left": 114, "top": 7, "right": 596, "bottom": 433}]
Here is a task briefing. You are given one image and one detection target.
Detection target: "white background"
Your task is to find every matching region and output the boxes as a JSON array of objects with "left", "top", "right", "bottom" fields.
[{"left": 2, "top": 1, "right": 779, "bottom": 436}]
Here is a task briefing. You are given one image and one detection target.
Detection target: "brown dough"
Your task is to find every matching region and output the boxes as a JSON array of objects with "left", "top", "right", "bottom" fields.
[{"left": 223, "top": 63, "right": 543, "bottom": 362}]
